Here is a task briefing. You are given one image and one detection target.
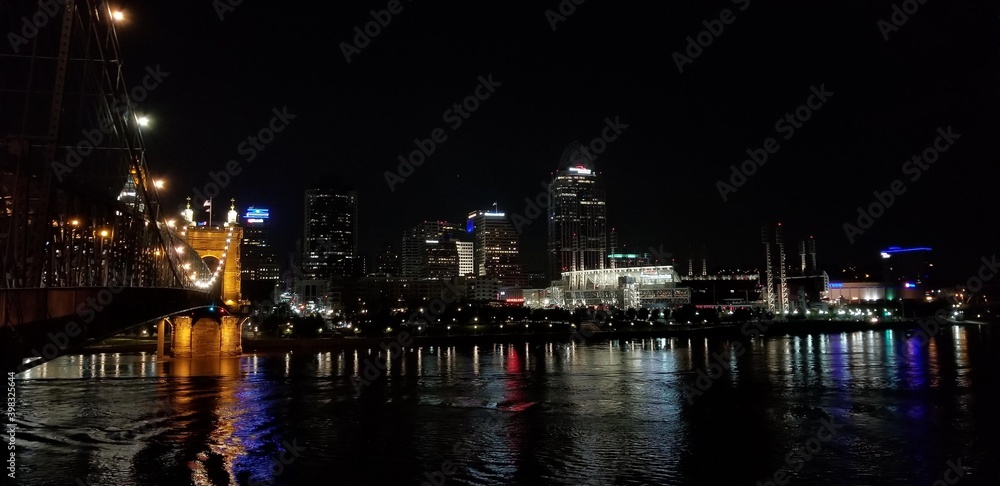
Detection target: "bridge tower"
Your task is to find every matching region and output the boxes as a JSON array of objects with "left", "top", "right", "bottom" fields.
[{"left": 178, "top": 199, "right": 243, "bottom": 307}]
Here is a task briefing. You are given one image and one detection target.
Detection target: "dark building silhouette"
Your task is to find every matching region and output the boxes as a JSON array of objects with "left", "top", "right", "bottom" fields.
[
  {"left": 303, "top": 186, "right": 358, "bottom": 280},
  {"left": 548, "top": 143, "right": 607, "bottom": 281}
]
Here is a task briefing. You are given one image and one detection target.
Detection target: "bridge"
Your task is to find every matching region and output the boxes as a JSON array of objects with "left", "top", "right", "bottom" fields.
[{"left": 1, "top": 1, "right": 243, "bottom": 372}]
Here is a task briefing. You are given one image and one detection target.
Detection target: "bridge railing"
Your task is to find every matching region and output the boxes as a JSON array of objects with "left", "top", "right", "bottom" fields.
[{"left": 0, "top": 0, "right": 194, "bottom": 291}]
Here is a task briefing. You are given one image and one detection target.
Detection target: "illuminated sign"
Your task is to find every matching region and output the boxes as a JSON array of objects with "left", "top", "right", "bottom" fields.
[
  {"left": 246, "top": 218, "right": 265, "bottom": 224},
  {"left": 904, "top": 282, "right": 915, "bottom": 288},
  {"left": 244, "top": 207, "right": 270, "bottom": 220},
  {"left": 881, "top": 246, "right": 931, "bottom": 254},
  {"left": 484, "top": 212, "right": 505, "bottom": 217},
  {"left": 829, "top": 282, "right": 843, "bottom": 288},
  {"left": 466, "top": 219, "right": 474, "bottom": 233},
  {"left": 568, "top": 165, "right": 592, "bottom": 176}
]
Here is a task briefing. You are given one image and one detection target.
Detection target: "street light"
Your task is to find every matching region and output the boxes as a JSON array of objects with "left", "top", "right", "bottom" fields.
[
  {"left": 97, "top": 229, "right": 111, "bottom": 285},
  {"left": 154, "top": 179, "right": 165, "bottom": 189},
  {"left": 137, "top": 116, "right": 150, "bottom": 127}
]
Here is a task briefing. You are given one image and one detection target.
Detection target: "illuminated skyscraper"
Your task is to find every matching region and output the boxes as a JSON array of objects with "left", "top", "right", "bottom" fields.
[
  {"left": 467, "top": 209, "right": 525, "bottom": 287},
  {"left": 303, "top": 187, "right": 358, "bottom": 280},
  {"left": 241, "top": 206, "right": 280, "bottom": 282},
  {"left": 456, "top": 240, "right": 474, "bottom": 276},
  {"left": 401, "top": 221, "right": 466, "bottom": 278},
  {"left": 548, "top": 143, "right": 607, "bottom": 280}
]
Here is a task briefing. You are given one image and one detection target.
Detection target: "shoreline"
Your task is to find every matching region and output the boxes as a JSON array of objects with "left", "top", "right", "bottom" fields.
[{"left": 69, "top": 318, "right": 989, "bottom": 356}]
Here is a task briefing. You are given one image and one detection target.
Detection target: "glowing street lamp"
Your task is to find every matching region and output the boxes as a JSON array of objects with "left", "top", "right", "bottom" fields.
[
  {"left": 137, "top": 116, "right": 150, "bottom": 127},
  {"left": 112, "top": 10, "right": 125, "bottom": 22},
  {"left": 154, "top": 179, "right": 165, "bottom": 189}
]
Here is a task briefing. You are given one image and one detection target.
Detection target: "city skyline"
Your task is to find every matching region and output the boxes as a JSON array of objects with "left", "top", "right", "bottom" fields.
[
  {"left": 93, "top": 1, "right": 994, "bottom": 287},
  {"left": 4, "top": 2, "right": 1000, "bottom": 485}
]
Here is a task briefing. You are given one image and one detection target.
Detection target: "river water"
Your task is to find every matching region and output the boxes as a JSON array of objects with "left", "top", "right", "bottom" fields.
[{"left": 8, "top": 325, "right": 1000, "bottom": 485}]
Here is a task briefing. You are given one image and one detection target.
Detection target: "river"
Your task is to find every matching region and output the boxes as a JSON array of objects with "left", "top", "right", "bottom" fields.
[{"left": 8, "top": 325, "right": 1000, "bottom": 485}]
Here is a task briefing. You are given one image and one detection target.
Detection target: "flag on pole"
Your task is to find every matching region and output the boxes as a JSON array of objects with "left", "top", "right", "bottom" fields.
[{"left": 204, "top": 198, "right": 212, "bottom": 212}]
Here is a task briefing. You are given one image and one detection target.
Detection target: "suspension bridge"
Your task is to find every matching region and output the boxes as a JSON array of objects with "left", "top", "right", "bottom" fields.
[{"left": 1, "top": 1, "right": 242, "bottom": 371}]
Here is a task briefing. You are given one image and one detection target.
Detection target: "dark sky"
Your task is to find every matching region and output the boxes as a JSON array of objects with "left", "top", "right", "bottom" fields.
[{"left": 118, "top": 0, "right": 998, "bottom": 283}]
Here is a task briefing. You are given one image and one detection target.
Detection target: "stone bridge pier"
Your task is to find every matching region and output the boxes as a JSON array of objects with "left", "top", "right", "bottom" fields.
[{"left": 168, "top": 315, "right": 242, "bottom": 358}]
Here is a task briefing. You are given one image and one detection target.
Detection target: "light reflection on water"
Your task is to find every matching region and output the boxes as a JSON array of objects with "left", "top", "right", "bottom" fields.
[{"left": 10, "top": 326, "right": 1000, "bottom": 485}]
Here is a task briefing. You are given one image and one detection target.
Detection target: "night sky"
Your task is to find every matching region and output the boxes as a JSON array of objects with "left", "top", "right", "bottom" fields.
[{"left": 119, "top": 1, "right": 998, "bottom": 283}]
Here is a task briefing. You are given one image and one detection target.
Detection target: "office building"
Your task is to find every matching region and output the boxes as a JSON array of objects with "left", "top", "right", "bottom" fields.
[
  {"left": 548, "top": 143, "right": 607, "bottom": 280},
  {"left": 303, "top": 187, "right": 358, "bottom": 280},
  {"left": 467, "top": 209, "right": 525, "bottom": 287},
  {"left": 374, "top": 246, "right": 401, "bottom": 276},
  {"left": 456, "top": 240, "right": 474, "bottom": 277},
  {"left": 401, "top": 221, "right": 466, "bottom": 278},
  {"left": 241, "top": 206, "right": 280, "bottom": 282}
]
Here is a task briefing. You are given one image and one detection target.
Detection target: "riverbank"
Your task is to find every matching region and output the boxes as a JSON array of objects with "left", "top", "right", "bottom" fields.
[{"left": 73, "top": 318, "right": 988, "bottom": 356}]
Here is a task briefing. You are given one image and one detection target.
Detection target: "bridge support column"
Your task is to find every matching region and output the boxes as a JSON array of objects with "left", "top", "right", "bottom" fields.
[
  {"left": 156, "top": 318, "right": 167, "bottom": 358},
  {"left": 220, "top": 316, "right": 242, "bottom": 356},
  {"left": 172, "top": 316, "right": 193, "bottom": 357},
  {"left": 170, "top": 315, "right": 241, "bottom": 358}
]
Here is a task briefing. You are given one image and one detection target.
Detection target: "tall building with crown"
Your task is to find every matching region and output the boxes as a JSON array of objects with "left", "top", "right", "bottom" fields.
[{"left": 548, "top": 143, "right": 608, "bottom": 281}]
